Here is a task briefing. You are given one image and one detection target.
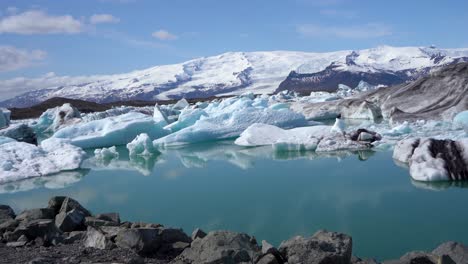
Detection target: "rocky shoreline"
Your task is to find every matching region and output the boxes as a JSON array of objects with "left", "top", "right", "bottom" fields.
[{"left": 1, "top": 197, "right": 467, "bottom": 264}]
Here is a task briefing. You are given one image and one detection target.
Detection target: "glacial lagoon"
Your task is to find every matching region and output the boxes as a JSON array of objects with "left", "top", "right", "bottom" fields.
[{"left": 1, "top": 142, "right": 468, "bottom": 260}]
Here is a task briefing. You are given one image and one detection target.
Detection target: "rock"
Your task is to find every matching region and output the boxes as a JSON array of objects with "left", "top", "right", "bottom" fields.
[
  {"left": 100, "top": 226, "right": 124, "bottom": 239},
  {"left": 59, "top": 197, "right": 91, "bottom": 217},
  {"left": 15, "top": 208, "right": 55, "bottom": 222},
  {"left": 384, "top": 251, "right": 455, "bottom": 264},
  {"left": 3, "top": 228, "right": 27, "bottom": 242},
  {"left": 47, "top": 196, "right": 67, "bottom": 215},
  {"left": 115, "top": 228, "right": 161, "bottom": 255},
  {"left": 0, "top": 204, "right": 15, "bottom": 223},
  {"left": 6, "top": 241, "right": 28, "bottom": 247},
  {"left": 63, "top": 230, "right": 86, "bottom": 244},
  {"left": 191, "top": 228, "right": 207, "bottom": 240},
  {"left": 349, "top": 129, "right": 382, "bottom": 143},
  {"left": 0, "top": 219, "right": 19, "bottom": 233},
  {"left": 55, "top": 209, "right": 85, "bottom": 232},
  {"left": 83, "top": 226, "right": 114, "bottom": 250},
  {"left": 27, "top": 257, "right": 55, "bottom": 264},
  {"left": 95, "top": 212, "right": 120, "bottom": 224},
  {"left": 171, "top": 231, "right": 261, "bottom": 264},
  {"left": 158, "top": 227, "right": 191, "bottom": 256},
  {"left": 20, "top": 219, "right": 62, "bottom": 243},
  {"left": 84, "top": 216, "right": 119, "bottom": 227},
  {"left": 257, "top": 253, "right": 280, "bottom": 264},
  {"left": 261, "top": 240, "right": 285, "bottom": 263},
  {"left": 278, "top": 230, "right": 352, "bottom": 264},
  {"left": 433, "top": 241, "right": 468, "bottom": 264},
  {"left": 130, "top": 222, "right": 162, "bottom": 229},
  {"left": 351, "top": 256, "right": 380, "bottom": 264}
]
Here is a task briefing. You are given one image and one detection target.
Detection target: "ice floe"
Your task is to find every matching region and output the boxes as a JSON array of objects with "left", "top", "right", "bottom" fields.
[
  {"left": 50, "top": 112, "right": 169, "bottom": 149},
  {"left": 94, "top": 146, "right": 119, "bottom": 161},
  {"left": 393, "top": 138, "right": 468, "bottom": 182},
  {"left": 127, "top": 133, "right": 158, "bottom": 156},
  {"left": 0, "top": 139, "right": 85, "bottom": 183}
]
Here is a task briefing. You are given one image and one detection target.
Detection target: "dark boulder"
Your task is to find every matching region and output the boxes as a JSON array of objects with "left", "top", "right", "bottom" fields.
[
  {"left": 15, "top": 208, "right": 55, "bottom": 222},
  {"left": 59, "top": 197, "right": 91, "bottom": 217},
  {"left": 433, "top": 241, "right": 468, "bottom": 264},
  {"left": 55, "top": 209, "right": 86, "bottom": 232},
  {"left": 0, "top": 205, "right": 16, "bottom": 224},
  {"left": 278, "top": 230, "right": 352, "bottom": 264}
]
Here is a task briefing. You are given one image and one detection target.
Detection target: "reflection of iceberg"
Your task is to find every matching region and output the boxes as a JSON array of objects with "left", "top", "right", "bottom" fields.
[
  {"left": 411, "top": 179, "right": 468, "bottom": 191},
  {"left": 0, "top": 170, "right": 89, "bottom": 194},
  {"left": 82, "top": 146, "right": 161, "bottom": 176},
  {"left": 166, "top": 141, "right": 376, "bottom": 169}
]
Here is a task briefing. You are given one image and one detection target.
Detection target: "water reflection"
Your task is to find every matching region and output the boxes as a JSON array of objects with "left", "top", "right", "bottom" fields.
[
  {"left": 0, "top": 169, "right": 89, "bottom": 194},
  {"left": 411, "top": 180, "right": 468, "bottom": 191}
]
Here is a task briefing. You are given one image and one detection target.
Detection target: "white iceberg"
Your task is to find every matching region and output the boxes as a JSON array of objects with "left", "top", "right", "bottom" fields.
[
  {"left": 393, "top": 138, "right": 468, "bottom": 182},
  {"left": 173, "top": 98, "right": 189, "bottom": 110},
  {"left": 235, "top": 123, "right": 329, "bottom": 151},
  {"left": 0, "top": 108, "right": 11, "bottom": 129},
  {"left": 34, "top": 103, "right": 81, "bottom": 133},
  {"left": 51, "top": 112, "right": 169, "bottom": 149},
  {"left": 154, "top": 107, "right": 308, "bottom": 147},
  {"left": 384, "top": 121, "right": 412, "bottom": 136},
  {"left": 164, "top": 107, "right": 208, "bottom": 132},
  {"left": 153, "top": 104, "right": 170, "bottom": 127},
  {"left": 94, "top": 146, "right": 119, "bottom": 161},
  {"left": 127, "top": 133, "right": 158, "bottom": 156},
  {"left": 0, "top": 139, "right": 85, "bottom": 183}
]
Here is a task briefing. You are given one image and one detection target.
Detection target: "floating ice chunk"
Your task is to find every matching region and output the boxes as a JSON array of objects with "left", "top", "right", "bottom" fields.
[
  {"left": 0, "top": 136, "right": 15, "bottom": 145},
  {"left": 173, "top": 98, "right": 189, "bottom": 110},
  {"left": 454, "top": 110, "right": 468, "bottom": 128},
  {"left": 315, "top": 135, "right": 370, "bottom": 152},
  {"left": 0, "top": 108, "right": 11, "bottom": 129},
  {"left": 94, "top": 146, "right": 119, "bottom": 161},
  {"left": 34, "top": 103, "right": 81, "bottom": 133},
  {"left": 165, "top": 108, "right": 207, "bottom": 132},
  {"left": 392, "top": 138, "right": 420, "bottom": 163},
  {"left": 51, "top": 112, "right": 169, "bottom": 149},
  {"left": 154, "top": 107, "right": 308, "bottom": 146},
  {"left": 0, "top": 139, "right": 85, "bottom": 183},
  {"left": 127, "top": 133, "right": 157, "bottom": 156},
  {"left": 235, "top": 123, "right": 328, "bottom": 151},
  {"left": 0, "top": 123, "right": 37, "bottom": 144},
  {"left": 331, "top": 118, "right": 346, "bottom": 134},
  {"left": 393, "top": 138, "right": 468, "bottom": 182},
  {"left": 153, "top": 104, "right": 169, "bottom": 126},
  {"left": 384, "top": 121, "right": 412, "bottom": 136}
]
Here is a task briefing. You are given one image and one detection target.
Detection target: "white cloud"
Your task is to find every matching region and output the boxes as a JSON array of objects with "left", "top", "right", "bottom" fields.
[
  {"left": 90, "top": 14, "right": 120, "bottom": 24},
  {"left": 6, "top": 6, "right": 19, "bottom": 14},
  {"left": 152, "top": 29, "right": 178, "bottom": 41},
  {"left": 297, "top": 23, "right": 392, "bottom": 38},
  {"left": 0, "top": 46, "right": 46, "bottom": 72},
  {"left": 0, "top": 10, "right": 83, "bottom": 34}
]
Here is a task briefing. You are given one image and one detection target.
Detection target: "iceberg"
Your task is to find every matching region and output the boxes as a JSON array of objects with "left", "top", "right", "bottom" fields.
[
  {"left": 94, "top": 146, "right": 119, "bottom": 161},
  {"left": 164, "top": 107, "right": 208, "bottom": 132},
  {"left": 393, "top": 138, "right": 468, "bottom": 182},
  {"left": 384, "top": 121, "right": 412, "bottom": 136},
  {"left": 0, "top": 139, "right": 85, "bottom": 183},
  {"left": 127, "top": 133, "right": 158, "bottom": 156},
  {"left": 153, "top": 104, "right": 170, "bottom": 127},
  {"left": 454, "top": 110, "right": 468, "bottom": 128},
  {"left": 51, "top": 112, "right": 169, "bottom": 149},
  {"left": 0, "top": 108, "right": 11, "bottom": 129},
  {"left": 34, "top": 103, "right": 81, "bottom": 134},
  {"left": 235, "top": 123, "right": 328, "bottom": 151},
  {"left": 154, "top": 107, "right": 308, "bottom": 147},
  {"left": 0, "top": 136, "right": 16, "bottom": 145},
  {"left": 0, "top": 123, "right": 37, "bottom": 144},
  {"left": 173, "top": 98, "right": 189, "bottom": 110}
]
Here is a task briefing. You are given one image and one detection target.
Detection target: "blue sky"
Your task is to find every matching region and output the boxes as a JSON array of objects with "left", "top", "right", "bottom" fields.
[{"left": 1, "top": 0, "right": 467, "bottom": 79}]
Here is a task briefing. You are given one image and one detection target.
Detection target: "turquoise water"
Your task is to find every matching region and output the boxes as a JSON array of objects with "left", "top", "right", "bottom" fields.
[{"left": 1, "top": 142, "right": 468, "bottom": 260}]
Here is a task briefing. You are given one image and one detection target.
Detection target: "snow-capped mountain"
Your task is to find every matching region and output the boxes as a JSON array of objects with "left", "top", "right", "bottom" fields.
[{"left": 2, "top": 45, "right": 468, "bottom": 108}]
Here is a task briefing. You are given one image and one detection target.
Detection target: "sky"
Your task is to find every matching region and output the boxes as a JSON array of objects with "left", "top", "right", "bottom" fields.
[{"left": 0, "top": 0, "right": 467, "bottom": 94}]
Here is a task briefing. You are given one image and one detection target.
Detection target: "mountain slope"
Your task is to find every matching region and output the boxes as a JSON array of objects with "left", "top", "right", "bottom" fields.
[{"left": 2, "top": 46, "right": 468, "bottom": 108}]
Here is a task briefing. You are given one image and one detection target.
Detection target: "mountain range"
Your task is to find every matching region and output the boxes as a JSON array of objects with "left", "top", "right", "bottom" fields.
[{"left": 2, "top": 45, "right": 468, "bottom": 108}]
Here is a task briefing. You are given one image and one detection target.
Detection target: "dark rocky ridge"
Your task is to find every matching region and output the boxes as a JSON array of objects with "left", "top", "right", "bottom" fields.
[
  {"left": 1, "top": 197, "right": 468, "bottom": 264},
  {"left": 7, "top": 95, "right": 233, "bottom": 120}
]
